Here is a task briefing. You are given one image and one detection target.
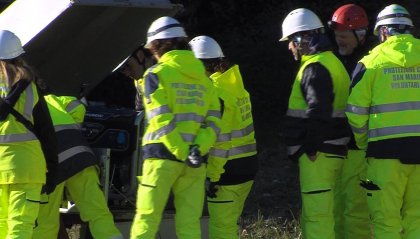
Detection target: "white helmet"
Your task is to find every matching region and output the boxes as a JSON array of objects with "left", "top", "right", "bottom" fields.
[
  {"left": 0, "top": 30, "right": 25, "bottom": 60},
  {"left": 374, "top": 4, "right": 413, "bottom": 36},
  {"left": 280, "top": 8, "right": 324, "bottom": 41},
  {"left": 145, "top": 16, "right": 187, "bottom": 48},
  {"left": 189, "top": 36, "right": 224, "bottom": 59}
]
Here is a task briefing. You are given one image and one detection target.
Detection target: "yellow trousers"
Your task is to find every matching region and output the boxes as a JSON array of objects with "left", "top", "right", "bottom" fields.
[
  {"left": 130, "top": 159, "right": 206, "bottom": 239},
  {"left": 33, "top": 166, "right": 122, "bottom": 239},
  {"left": 299, "top": 152, "right": 344, "bottom": 239},
  {"left": 335, "top": 149, "right": 371, "bottom": 239},
  {"left": 366, "top": 158, "right": 420, "bottom": 239},
  {"left": 207, "top": 180, "right": 253, "bottom": 239},
  {"left": 0, "top": 183, "right": 42, "bottom": 239}
]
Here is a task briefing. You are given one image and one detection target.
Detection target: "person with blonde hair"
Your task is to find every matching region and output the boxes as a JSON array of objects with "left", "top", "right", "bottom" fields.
[{"left": 0, "top": 30, "right": 58, "bottom": 239}]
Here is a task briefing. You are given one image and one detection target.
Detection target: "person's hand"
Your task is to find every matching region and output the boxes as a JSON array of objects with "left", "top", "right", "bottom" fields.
[
  {"left": 185, "top": 145, "right": 203, "bottom": 168},
  {"left": 205, "top": 178, "right": 218, "bottom": 198}
]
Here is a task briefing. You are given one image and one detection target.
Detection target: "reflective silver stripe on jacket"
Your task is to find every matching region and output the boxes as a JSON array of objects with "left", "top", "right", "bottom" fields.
[
  {"left": 58, "top": 145, "right": 94, "bottom": 163},
  {"left": 232, "top": 124, "right": 254, "bottom": 138},
  {"left": 181, "top": 133, "right": 195, "bottom": 143},
  {"left": 217, "top": 134, "right": 231, "bottom": 142},
  {"left": 369, "top": 125, "right": 420, "bottom": 138},
  {"left": 229, "top": 143, "right": 257, "bottom": 157},
  {"left": 54, "top": 124, "right": 81, "bottom": 132},
  {"left": 370, "top": 101, "right": 420, "bottom": 114},
  {"left": 217, "top": 124, "right": 254, "bottom": 142},
  {"left": 174, "top": 113, "right": 205, "bottom": 123},
  {"left": 210, "top": 143, "right": 256, "bottom": 158},
  {"left": 287, "top": 109, "right": 346, "bottom": 118},
  {"left": 324, "top": 137, "right": 350, "bottom": 145},
  {"left": 66, "top": 100, "right": 82, "bottom": 113},
  {"left": 143, "top": 122, "right": 176, "bottom": 141},
  {"left": 351, "top": 124, "right": 368, "bottom": 134},
  {"left": 148, "top": 105, "right": 171, "bottom": 119},
  {"left": 23, "top": 84, "right": 35, "bottom": 121},
  {"left": 207, "top": 110, "right": 221, "bottom": 118},
  {"left": 287, "top": 145, "right": 301, "bottom": 155},
  {"left": 346, "top": 104, "right": 369, "bottom": 115},
  {"left": 209, "top": 148, "right": 229, "bottom": 158},
  {"left": 0, "top": 132, "right": 37, "bottom": 143},
  {"left": 207, "top": 121, "right": 221, "bottom": 135}
]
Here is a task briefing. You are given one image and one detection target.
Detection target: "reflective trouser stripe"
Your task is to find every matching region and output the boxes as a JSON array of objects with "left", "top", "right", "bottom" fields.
[
  {"left": 207, "top": 181, "right": 254, "bottom": 239},
  {"left": 0, "top": 132, "right": 37, "bottom": 143},
  {"left": 131, "top": 159, "right": 206, "bottom": 238}
]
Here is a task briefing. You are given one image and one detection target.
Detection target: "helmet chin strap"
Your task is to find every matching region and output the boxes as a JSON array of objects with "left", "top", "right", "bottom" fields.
[{"left": 352, "top": 29, "right": 367, "bottom": 48}]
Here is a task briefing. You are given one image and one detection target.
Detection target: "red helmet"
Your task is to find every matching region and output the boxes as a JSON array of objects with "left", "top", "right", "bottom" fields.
[{"left": 328, "top": 4, "right": 368, "bottom": 30}]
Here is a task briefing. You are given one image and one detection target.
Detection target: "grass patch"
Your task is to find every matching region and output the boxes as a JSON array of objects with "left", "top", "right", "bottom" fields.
[{"left": 239, "top": 212, "right": 301, "bottom": 239}]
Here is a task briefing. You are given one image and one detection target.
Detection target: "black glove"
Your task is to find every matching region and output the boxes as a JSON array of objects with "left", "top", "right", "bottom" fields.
[
  {"left": 205, "top": 178, "right": 218, "bottom": 198},
  {"left": 185, "top": 145, "right": 203, "bottom": 168}
]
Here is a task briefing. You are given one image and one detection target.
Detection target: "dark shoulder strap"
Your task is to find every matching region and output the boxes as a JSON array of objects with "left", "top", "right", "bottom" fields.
[
  {"left": 0, "top": 80, "right": 36, "bottom": 134},
  {"left": 0, "top": 97, "right": 35, "bottom": 133}
]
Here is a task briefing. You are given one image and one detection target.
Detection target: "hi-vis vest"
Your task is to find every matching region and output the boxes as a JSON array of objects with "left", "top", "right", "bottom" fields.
[
  {"left": 0, "top": 81, "right": 46, "bottom": 184},
  {"left": 287, "top": 51, "right": 350, "bottom": 156},
  {"left": 141, "top": 50, "right": 221, "bottom": 161},
  {"left": 44, "top": 95, "right": 96, "bottom": 185},
  {"left": 346, "top": 34, "right": 420, "bottom": 150},
  {"left": 207, "top": 65, "right": 257, "bottom": 183}
]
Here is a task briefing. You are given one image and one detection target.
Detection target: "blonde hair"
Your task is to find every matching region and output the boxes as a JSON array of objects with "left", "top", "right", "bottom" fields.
[{"left": 0, "top": 57, "right": 36, "bottom": 88}]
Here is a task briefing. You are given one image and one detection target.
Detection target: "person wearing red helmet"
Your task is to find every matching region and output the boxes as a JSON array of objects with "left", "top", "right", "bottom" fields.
[
  {"left": 329, "top": 4, "right": 372, "bottom": 239},
  {"left": 328, "top": 4, "right": 371, "bottom": 74}
]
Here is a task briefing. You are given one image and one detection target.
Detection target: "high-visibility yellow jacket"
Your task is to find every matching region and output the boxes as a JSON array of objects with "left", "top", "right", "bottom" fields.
[
  {"left": 284, "top": 51, "right": 350, "bottom": 160},
  {"left": 44, "top": 95, "right": 97, "bottom": 186},
  {"left": 141, "top": 50, "right": 221, "bottom": 161},
  {"left": 207, "top": 65, "right": 258, "bottom": 184},
  {"left": 346, "top": 34, "right": 420, "bottom": 163},
  {"left": 0, "top": 81, "right": 49, "bottom": 184}
]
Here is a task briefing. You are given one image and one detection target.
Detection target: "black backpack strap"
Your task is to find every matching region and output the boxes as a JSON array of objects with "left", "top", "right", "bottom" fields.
[{"left": 0, "top": 97, "right": 36, "bottom": 134}]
